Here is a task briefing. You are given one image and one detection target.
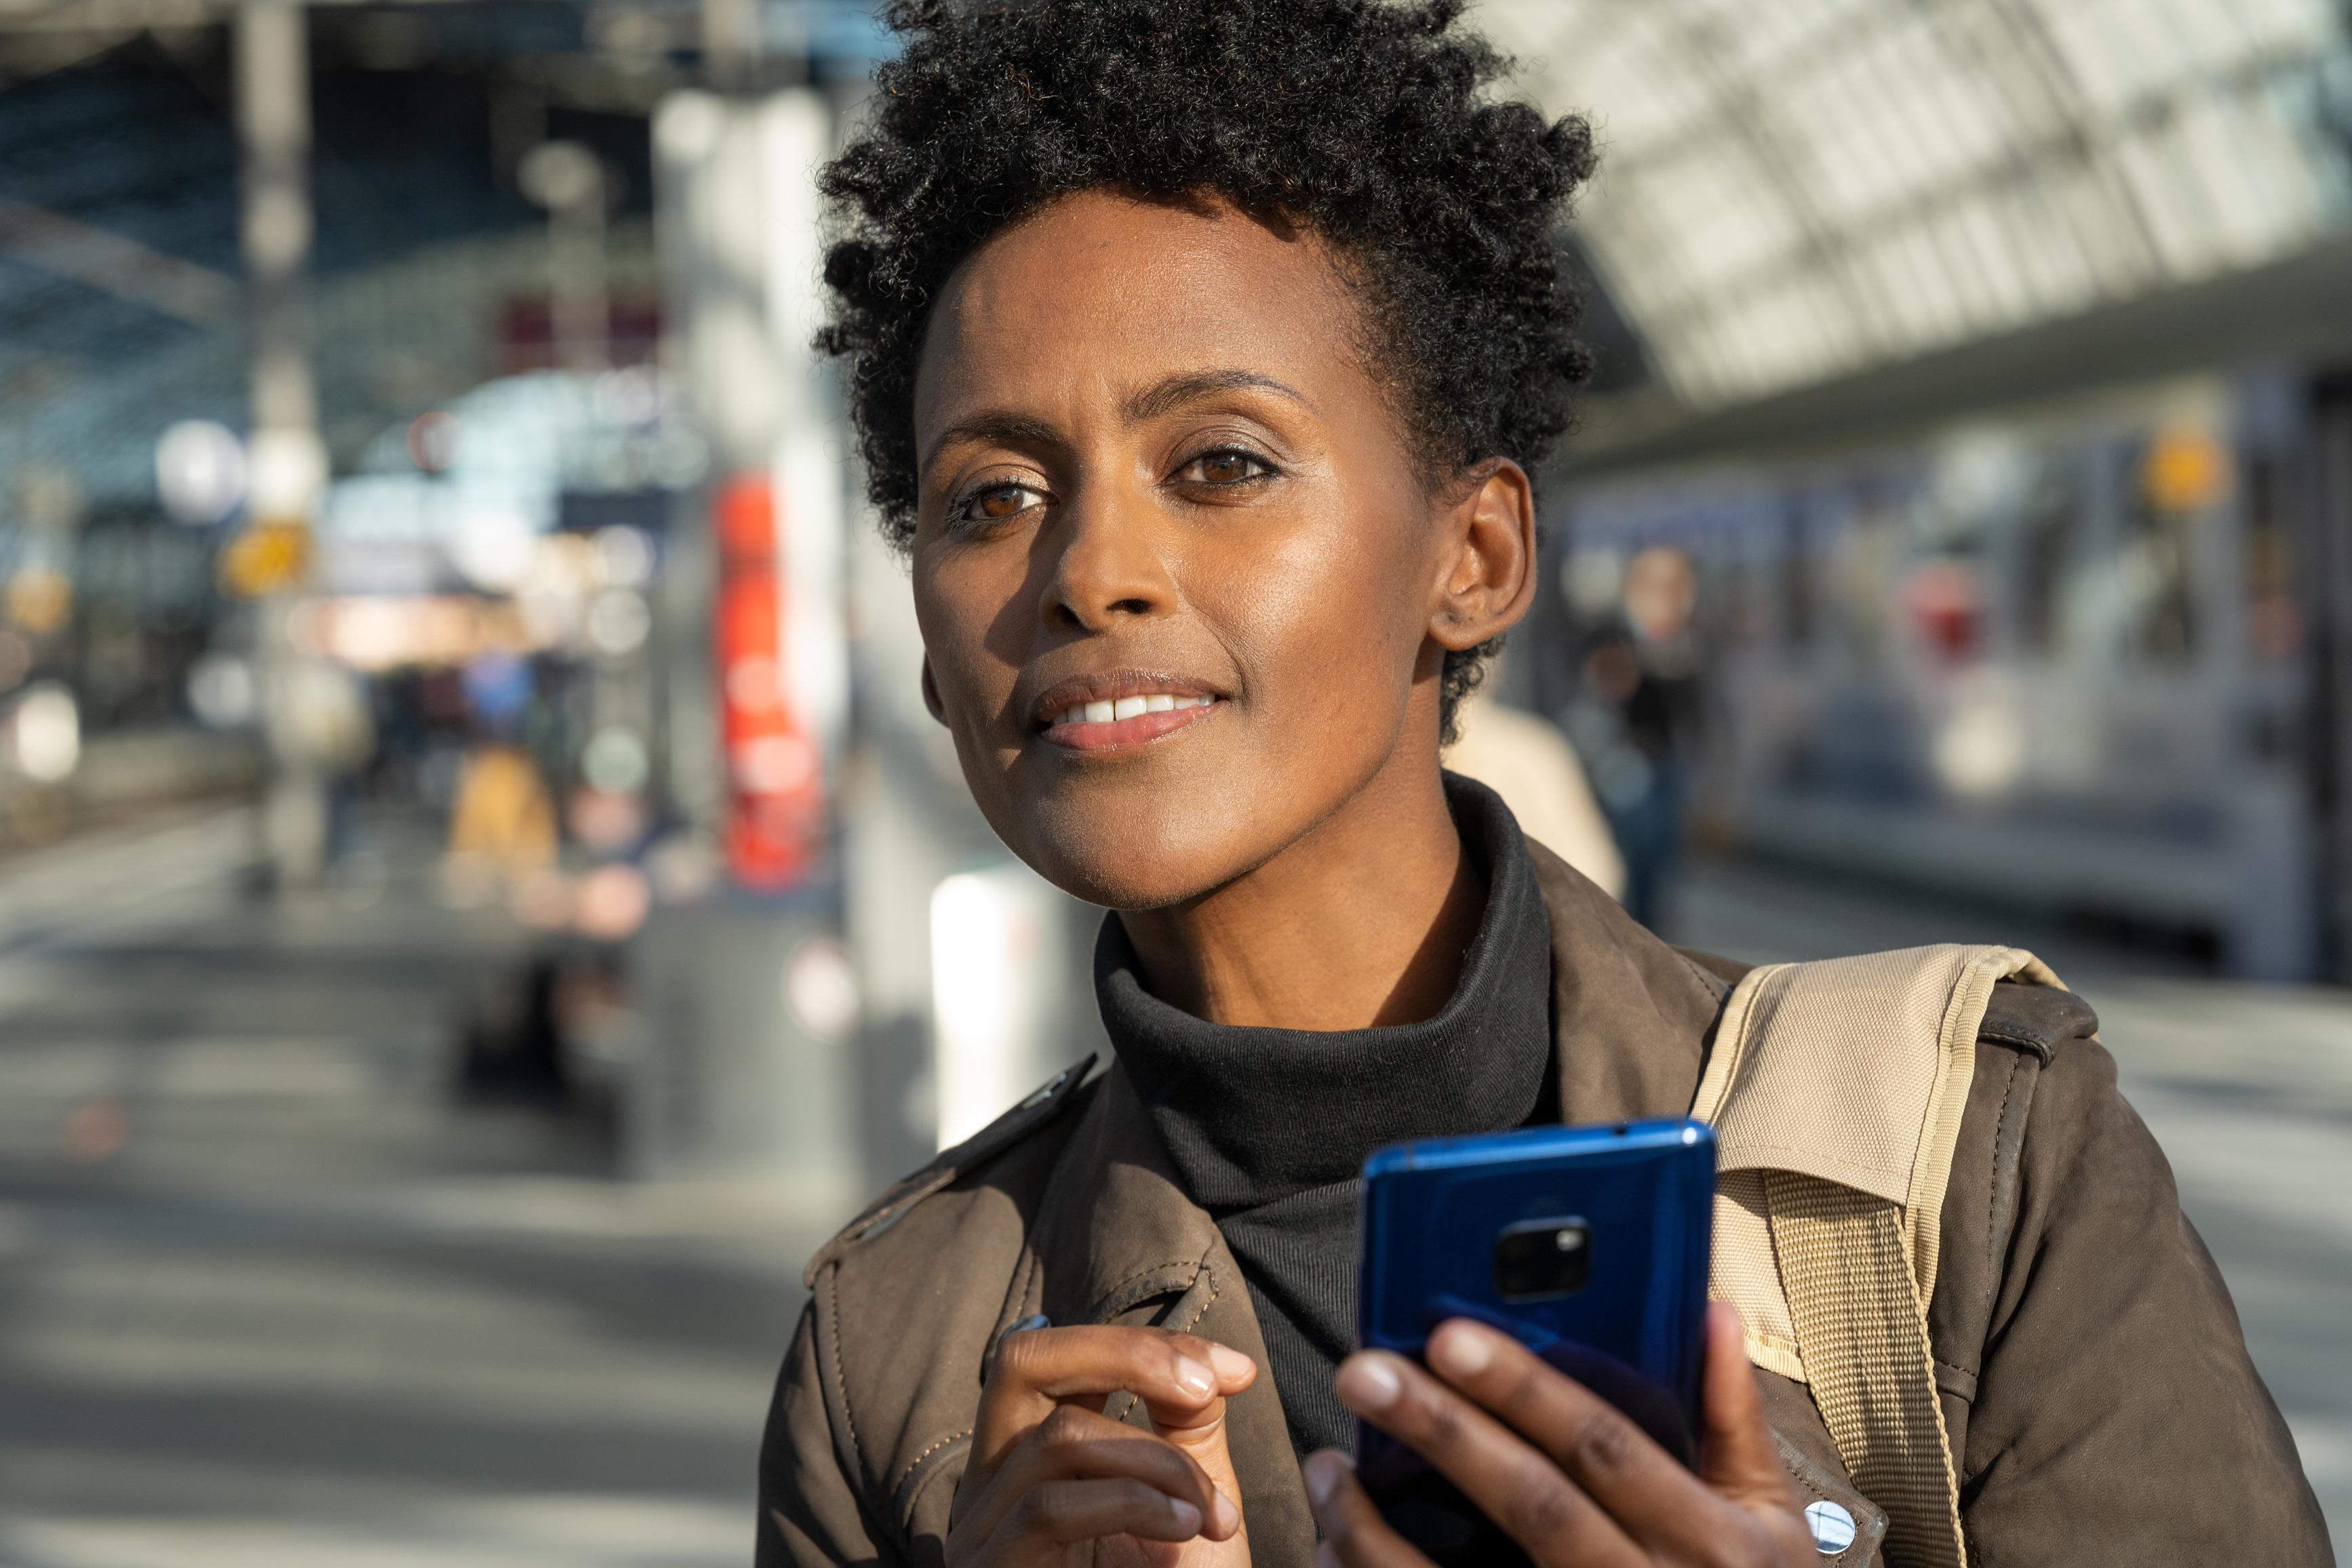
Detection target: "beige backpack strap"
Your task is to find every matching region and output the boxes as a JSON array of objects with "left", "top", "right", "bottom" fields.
[{"left": 1691, "top": 945, "right": 2064, "bottom": 1568}]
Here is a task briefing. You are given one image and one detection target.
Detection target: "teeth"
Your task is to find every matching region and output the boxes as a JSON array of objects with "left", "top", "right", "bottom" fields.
[{"left": 1051, "top": 694, "right": 1215, "bottom": 726}]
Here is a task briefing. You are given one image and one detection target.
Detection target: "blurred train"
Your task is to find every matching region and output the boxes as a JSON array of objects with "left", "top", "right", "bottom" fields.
[{"left": 1541, "top": 368, "right": 2352, "bottom": 981}]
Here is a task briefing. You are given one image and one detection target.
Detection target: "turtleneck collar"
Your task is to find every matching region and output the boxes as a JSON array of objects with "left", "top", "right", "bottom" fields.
[{"left": 1096, "top": 772, "right": 1556, "bottom": 1210}]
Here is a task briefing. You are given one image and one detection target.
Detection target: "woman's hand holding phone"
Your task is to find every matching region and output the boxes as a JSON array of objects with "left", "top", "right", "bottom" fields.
[
  {"left": 946, "top": 1325, "right": 1255, "bottom": 1567},
  {"left": 1306, "top": 1304, "right": 1818, "bottom": 1568}
]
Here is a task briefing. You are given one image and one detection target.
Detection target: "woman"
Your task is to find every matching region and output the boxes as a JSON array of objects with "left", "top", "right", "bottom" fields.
[{"left": 760, "top": 3, "right": 2327, "bottom": 1565}]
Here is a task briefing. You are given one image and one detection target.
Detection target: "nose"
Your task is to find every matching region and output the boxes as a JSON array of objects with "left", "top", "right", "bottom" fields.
[{"left": 1036, "top": 480, "right": 1176, "bottom": 634}]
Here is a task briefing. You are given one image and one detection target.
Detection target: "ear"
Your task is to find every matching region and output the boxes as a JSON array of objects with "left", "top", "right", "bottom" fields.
[
  {"left": 919, "top": 656, "right": 950, "bottom": 726},
  {"left": 1428, "top": 458, "right": 1537, "bottom": 652}
]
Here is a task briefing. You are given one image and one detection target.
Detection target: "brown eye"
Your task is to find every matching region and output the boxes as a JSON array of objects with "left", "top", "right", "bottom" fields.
[
  {"left": 954, "top": 483, "right": 1046, "bottom": 525},
  {"left": 1176, "top": 450, "right": 1273, "bottom": 486}
]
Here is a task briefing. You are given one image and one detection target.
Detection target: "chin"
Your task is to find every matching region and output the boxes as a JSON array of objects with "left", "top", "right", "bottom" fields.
[{"left": 981, "top": 788, "right": 1265, "bottom": 912}]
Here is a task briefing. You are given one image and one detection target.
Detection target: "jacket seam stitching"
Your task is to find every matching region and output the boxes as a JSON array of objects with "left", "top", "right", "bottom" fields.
[
  {"left": 1987, "top": 1054, "right": 2021, "bottom": 1291},
  {"left": 1674, "top": 949, "right": 1730, "bottom": 1001},
  {"left": 1097, "top": 1259, "right": 1200, "bottom": 1301},
  {"left": 1978, "top": 1025, "right": 2054, "bottom": 1057},
  {"left": 891, "top": 1425, "right": 973, "bottom": 1497},
  {"left": 826, "top": 1266, "right": 866, "bottom": 1473},
  {"left": 1173, "top": 1246, "right": 1221, "bottom": 1334}
]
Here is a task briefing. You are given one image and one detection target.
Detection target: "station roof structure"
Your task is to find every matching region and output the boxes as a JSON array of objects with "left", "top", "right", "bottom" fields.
[{"left": 1481, "top": 0, "right": 2352, "bottom": 450}]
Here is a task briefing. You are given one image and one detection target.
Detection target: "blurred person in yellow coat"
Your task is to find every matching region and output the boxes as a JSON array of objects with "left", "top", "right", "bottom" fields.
[
  {"left": 442, "top": 742, "right": 557, "bottom": 907},
  {"left": 1444, "top": 686, "right": 1624, "bottom": 902}
]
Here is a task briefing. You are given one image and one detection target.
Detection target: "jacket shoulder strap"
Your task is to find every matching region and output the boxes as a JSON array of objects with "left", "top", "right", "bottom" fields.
[{"left": 1691, "top": 945, "right": 2065, "bottom": 1568}]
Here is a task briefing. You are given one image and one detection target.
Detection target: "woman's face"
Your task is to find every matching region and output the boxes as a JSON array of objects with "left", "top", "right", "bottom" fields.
[{"left": 909, "top": 190, "right": 1518, "bottom": 909}]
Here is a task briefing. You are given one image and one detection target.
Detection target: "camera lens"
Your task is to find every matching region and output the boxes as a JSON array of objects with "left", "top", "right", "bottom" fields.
[{"left": 1494, "top": 1217, "right": 1592, "bottom": 1300}]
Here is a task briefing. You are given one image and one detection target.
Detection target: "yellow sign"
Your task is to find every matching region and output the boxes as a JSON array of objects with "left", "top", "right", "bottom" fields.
[
  {"left": 3, "top": 564, "right": 71, "bottom": 634},
  {"left": 2141, "top": 425, "right": 2229, "bottom": 513},
  {"left": 220, "top": 521, "right": 311, "bottom": 597}
]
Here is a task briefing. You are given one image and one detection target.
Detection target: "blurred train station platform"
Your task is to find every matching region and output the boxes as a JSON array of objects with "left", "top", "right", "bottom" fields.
[
  {"left": 0, "top": 805, "right": 822, "bottom": 1568},
  {"left": 0, "top": 0, "right": 2349, "bottom": 1560}
]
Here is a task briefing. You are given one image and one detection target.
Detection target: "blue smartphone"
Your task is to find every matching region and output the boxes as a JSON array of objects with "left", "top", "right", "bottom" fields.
[{"left": 1354, "top": 1117, "right": 1716, "bottom": 1567}]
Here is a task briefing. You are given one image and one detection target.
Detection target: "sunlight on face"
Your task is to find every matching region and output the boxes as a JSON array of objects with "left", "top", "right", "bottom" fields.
[{"left": 909, "top": 191, "right": 1455, "bottom": 909}]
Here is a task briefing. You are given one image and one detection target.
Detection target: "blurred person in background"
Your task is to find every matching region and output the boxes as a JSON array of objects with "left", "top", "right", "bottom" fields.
[
  {"left": 1570, "top": 543, "right": 1702, "bottom": 930},
  {"left": 756, "top": 3, "right": 2327, "bottom": 1567},
  {"left": 278, "top": 656, "right": 378, "bottom": 872},
  {"left": 1443, "top": 684, "right": 1623, "bottom": 901},
  {"left": 442, "top": 651, "right": 557, "bottom": 907}
]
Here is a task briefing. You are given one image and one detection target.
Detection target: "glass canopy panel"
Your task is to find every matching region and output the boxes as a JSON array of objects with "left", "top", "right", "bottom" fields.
[{"left": 1476, "top": 0, "right": 2352, "bottom": 410}]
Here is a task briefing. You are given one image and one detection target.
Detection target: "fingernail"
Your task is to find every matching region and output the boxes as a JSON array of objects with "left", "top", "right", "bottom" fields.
[
  {"left": 1174, "top": 1356, "right": 1214, "bottom": 1397},
  {"left": 1432, "top": 1323, "right": 1491, "bottom": 1377},
  {"left": 1212, "top": 1487, "right": 1240, "bottom": 1535},
  {"left": 1208, "top": 1344, "right": 1254, "bottom": 1384},
  {"left": 1303, "top": 1449, "right": 1350, "bottom": 1507},
  {"left": 1337, "top": 1354, "right": 1402, "bottom": 1412},
  {"left": 1168, "top": 1499, "right": 1202, "bottom": 1535}
]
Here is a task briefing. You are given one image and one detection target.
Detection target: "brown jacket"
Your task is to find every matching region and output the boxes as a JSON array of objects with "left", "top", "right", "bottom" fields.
[{"left": 758, "top": 845, "right": 2330, "bottom": 1567}]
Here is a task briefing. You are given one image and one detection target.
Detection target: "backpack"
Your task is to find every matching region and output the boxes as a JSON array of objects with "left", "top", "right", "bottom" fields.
[{"left": 1693, "top": 943, "right": 2068, "bottom": 1568}]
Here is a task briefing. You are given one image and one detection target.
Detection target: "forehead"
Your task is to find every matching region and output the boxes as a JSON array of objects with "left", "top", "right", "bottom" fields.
[{"left": 913, "top": 191, "right": 1360, "bottom": 431}]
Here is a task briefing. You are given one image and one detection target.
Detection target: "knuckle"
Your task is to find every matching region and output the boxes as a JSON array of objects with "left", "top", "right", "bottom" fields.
[
  {"left": 1036, "top": 1403, "right": 1091, "bottom": 1444},
  {"left": 1569, "top": 1407, "right": 1636, "bottom": 1473},
  {"left": 1004, "top": 1487, "right": 1051, "bottom": 1535},
  {"left": 994, "top": 1327, "right": 1051, "bottom": 1381},
  {"left": 1415, "top": 1388, "right": 1468, "bottom": 1451},
  {"left": 1496, "top": 1361, "right": 1550, "bottom": 1419},
  {"left": 1501, "top": 1473, "right": 1584, "bottom": 1545}
]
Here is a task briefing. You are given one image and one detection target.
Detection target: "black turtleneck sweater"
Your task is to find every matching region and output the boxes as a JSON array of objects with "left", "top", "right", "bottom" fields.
[{"left": 1096, "top": 775, "right": 1556, "bottom": 1459}]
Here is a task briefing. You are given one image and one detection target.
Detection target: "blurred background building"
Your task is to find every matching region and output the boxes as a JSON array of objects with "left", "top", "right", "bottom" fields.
[{"left": 0, "top": 0, "right": 2345, "bottom": 1563}]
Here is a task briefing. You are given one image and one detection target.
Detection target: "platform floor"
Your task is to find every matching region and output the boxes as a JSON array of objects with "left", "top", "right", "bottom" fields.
[
  {"left": 0, "top": 808, "right": 821, "bottom": 1568},
  {"left": 0, "top": 814, "right": 2341, "bottom": 1563}
]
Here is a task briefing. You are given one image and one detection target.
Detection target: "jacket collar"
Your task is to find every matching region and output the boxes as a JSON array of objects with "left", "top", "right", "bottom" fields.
[
  {"left": 1528, "top": 837, "right": 1726, "bottom": 1122},
  {"left": 1025, "top": 838, "right": 1727, "bottom": 1568}
]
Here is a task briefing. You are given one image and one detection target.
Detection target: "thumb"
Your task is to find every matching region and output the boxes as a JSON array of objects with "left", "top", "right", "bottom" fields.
[
  {"left": 1138, "top": 1341, "right": 1255, "bottom": 1445},
  {"left": 1140, "top": 1344, "right": 1255, "bottom": 1535},
  {"left": 1698, "top": 1301, "right": 1799, "bottom": 1506}
]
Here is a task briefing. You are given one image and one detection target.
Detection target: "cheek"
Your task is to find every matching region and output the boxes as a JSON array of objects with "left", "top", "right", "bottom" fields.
[
  {"left": 912, "top": 550, "right": 1023, "bottom": 748},
  {"left": 1209, "top": 503, "right": 1426, "bottom": 727}
]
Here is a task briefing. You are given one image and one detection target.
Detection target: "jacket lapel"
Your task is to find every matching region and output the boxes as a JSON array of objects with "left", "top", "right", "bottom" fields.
[
  {"left": 1524, "top": 837, "right": 1724, "bottom": 1120},
  {"left": 1030, "top": 1067, "right": 1321, "bottom": 1567}
]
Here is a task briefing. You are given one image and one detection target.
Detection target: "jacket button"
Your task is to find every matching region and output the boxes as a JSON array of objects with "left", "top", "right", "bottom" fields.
[{"left": 1804, "top": 1500, "right": 1857, "bottom": 1554}]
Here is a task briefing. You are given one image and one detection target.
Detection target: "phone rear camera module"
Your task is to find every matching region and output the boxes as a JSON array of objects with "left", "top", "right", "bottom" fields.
[{"left": 1494, "top": 1217, "right": 1592, "bottom": 1301}]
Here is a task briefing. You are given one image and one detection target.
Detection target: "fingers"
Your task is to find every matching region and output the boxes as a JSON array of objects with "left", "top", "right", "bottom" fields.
[
  {"left": 1301, "top": 1451, "right": 1436, "bottom": 1568},
  {"left": 975, "top": 1325, "right": 1253, "bottom": 1470},
  {"left": 981, "top": 1477, "right": 1208, "bottom": 1561},
  {"left": 1698, "top": 1302, "right": 1803, "bottom": 1510},
  {"left": 958, "top": 1400, "right": 1241, "bottom": 1546},
  {"left": 1335, "top": 1348, "right": 1641, "bottom": 1568},
  {"left": 1421, "top": 1319, "right": 1704, "bottom": 1532},
  {"left": 1409, "top": 1317, "right": 1810, "bottom": 1564}
]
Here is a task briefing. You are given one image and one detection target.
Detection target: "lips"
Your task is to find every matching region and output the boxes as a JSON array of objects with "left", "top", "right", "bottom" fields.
[
  {"left": 1047, "top": 692, "right": 1215, "bottom": 726},
  {"left": 1032, "top": 673, "right": 1226, "bottom": 753}
]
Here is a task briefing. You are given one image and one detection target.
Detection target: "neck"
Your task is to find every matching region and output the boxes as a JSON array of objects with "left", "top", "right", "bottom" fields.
[{"left": 1116, "top": 749, "right": 1483, "bottom": 1031}]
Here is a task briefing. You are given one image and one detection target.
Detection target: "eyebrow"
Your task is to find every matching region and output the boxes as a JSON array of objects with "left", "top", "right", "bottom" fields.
[
  {"left": 919, "top": 369, "right": 1318, "bottom": 475},
  {"left": 920, "top": 411, "right": 1067, "bottom": 475},
  {"left": 1123, "top": 369, "right": 1319, "bottom": 423}
]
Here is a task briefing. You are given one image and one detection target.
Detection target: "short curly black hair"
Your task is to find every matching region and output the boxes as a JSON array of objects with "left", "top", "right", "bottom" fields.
[{"left": 817, "top": 0, "right": 1598, "bottom": 732}]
